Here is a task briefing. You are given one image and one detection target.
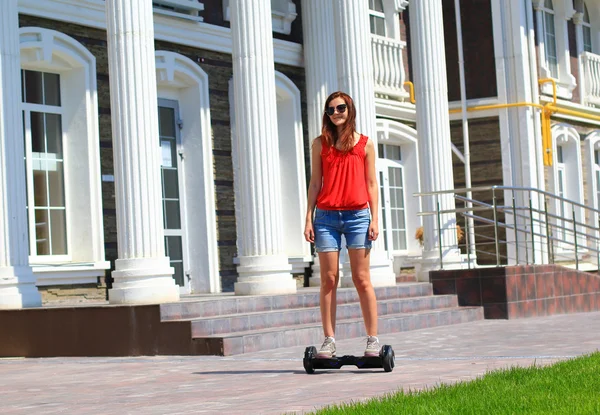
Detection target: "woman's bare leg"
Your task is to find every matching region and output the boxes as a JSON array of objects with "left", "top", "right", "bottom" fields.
[
  {"left": 318, "top": 251, "right": 340, "bottom": 337},
  {"left": 347, "top": 248, "right": 377, "bottom": 336}
]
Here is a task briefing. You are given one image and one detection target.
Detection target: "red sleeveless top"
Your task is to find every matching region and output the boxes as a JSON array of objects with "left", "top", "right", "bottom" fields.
[{"left": 316, "top": 134, "right": 369, "bottom": 210}]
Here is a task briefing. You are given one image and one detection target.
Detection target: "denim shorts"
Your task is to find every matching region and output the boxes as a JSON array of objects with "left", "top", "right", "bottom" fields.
[{"left": 313, "top": 207, "right": 372, "bottom": 252}]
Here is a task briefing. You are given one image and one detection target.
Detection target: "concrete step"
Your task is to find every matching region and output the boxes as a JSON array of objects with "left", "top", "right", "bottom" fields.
[
  {"left": 396, "top": 273, "right": 417, "bottom": 283},
  {"left": 160, "top": 283, "right": 433, "bottom": 321},
  {"left": 192, "top": 306, "right": 484, "bottom": 356},
  {"left": 189, "top": 295, "right": 458, "bottom": 336}
]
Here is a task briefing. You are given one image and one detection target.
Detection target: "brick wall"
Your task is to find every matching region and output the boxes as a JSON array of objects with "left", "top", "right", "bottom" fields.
[{"left": 450, "top": 117, "right": 505, "bottom": 264}]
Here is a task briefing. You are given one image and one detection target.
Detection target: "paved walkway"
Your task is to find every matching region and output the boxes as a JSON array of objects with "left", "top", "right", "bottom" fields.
[{"left": 1, "top": 311, "right": 599, "bottom": 415}]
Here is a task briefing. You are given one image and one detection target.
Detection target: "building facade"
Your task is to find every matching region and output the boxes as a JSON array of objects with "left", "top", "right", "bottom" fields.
[{"left": 1, "top": 0, "right": 600, "bottom": 309}]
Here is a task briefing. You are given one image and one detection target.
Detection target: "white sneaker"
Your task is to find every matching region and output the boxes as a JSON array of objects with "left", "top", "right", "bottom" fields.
[
  {"left": 317, "top": 337, "right": 336, "bottom": 358},
  {"left": 364, "top": 336, "right": 380, "bottom": 357}
]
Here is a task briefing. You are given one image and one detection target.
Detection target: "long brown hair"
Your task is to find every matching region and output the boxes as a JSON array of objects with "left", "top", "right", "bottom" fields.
[{"left": 320, "top": 91, "right": 357, "bottom": 153}]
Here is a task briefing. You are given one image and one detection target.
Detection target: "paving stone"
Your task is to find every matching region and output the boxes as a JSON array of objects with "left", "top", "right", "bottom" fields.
[{"left": 1, "top": 312, "right": 599, "bottom": 414}]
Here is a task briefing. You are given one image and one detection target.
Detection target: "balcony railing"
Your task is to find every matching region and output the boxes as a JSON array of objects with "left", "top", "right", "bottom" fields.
[
  {"left": 581, "top": 51, "right": 600, "bottom": 107},
  {"left": 371, "top": 35, "right": 409, "bottom": 101}
]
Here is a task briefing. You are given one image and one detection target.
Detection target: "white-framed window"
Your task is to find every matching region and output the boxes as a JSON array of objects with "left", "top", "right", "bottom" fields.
[
  {"left": 556, "top": 145, "right": 567, "bottom": 239},
  {"left": 222, "top": 0, "right": 297, "bottom": 35},
  {"left": 21, "top": 70, "right": 68, "bottom": 258},
  {"left": 369, "top": 0, "right": 386, "bottom": 37},
  {"left": 155, "top": 51, "right": 219, "bottom": 293},
  {"left": 533, "top": 0, "right": 577, "bottom": 98},
  {"left": 152, "top": 0, "right": 204, "bottom": 22},
  {"left": 550, "top": 125, "right": 585, "bottom": 251},
  {"left": 19, "top": 27, "right": 109, "bottom": 283},
  {"left": 378, "top": 143, "right": 407, "bottom": 251},
  {"left": 584, "top": 133, "right": 600, "bottom": 251},
  {"left": 595, "top": 149, "right": 600, "bottom": 208},
  {"left": 583, "top": 4, "right": 592, "bottom": 53},
  {"left": 541, "top": 0, "right": 559, "bottom": 78}
]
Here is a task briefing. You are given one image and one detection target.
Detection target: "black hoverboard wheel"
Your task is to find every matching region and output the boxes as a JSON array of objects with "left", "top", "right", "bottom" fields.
[
  {"left": 380, "top": 344, "right": 395, "bottom": 372},
  {"left": 303, "top": 346, "right": 317, "bottom": 374}
]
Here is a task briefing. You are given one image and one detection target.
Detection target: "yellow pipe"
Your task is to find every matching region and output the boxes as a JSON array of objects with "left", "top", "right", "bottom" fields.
[
  {"left": 538, "top": 78, "right": 557, "bottom": 105},
  {"left": 403, "top": 81, "right": 415, "bottom": 104},
  {"left": 408, "top": 76, "right": 600, "bottom": 167}
]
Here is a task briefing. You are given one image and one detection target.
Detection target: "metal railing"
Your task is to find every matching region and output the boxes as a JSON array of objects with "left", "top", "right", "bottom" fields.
[{"left": 415, "top": 186, "right": 600, "bottom": 270}]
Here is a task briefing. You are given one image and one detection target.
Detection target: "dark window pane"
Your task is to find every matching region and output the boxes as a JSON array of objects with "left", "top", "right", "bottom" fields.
[
  {"left": 43, "top": 73, "right": 61, "bottom": 106},
  {"left": 162, "top": 168, "right": 179, "bottom": 199},
  {"left": 166, "top": 235, "right": 183, "bottom": 260},
  {"left": 172, "top": 261, "right": 184, "bottom": 286},
  {"left": 25, "top": 70, "right": 43, "bottom": 104},
  {"left": 33, "top": 169, "right": 48, "bottom": 207},
  {"left": 159, "top": 106, "right": 176, "bottom": 137},
  {"left": 45, "top": 113, "right": 63, "bottom": 156},
  {"left": 35, "top": 209, "right": 49, "bottom": 255},
  {"left": 31, "top": 112, "right": 45, "bottom": 153},
  {"left": 48, "top": 162, "right": 65, "bottom": 207},
  {"left": 165, "top": 200, "right": 181, "bottom": 229},
  {"left": 21, "top": 70, "right": 25, "bottom": 102},
  {"left": 50, "top": 210, "right": 67, "bottom": 255}
]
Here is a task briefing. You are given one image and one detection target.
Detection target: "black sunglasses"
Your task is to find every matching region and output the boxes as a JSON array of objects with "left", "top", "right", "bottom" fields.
[{"left": 325, "top": 104, "right": 347, "bottom": 116}]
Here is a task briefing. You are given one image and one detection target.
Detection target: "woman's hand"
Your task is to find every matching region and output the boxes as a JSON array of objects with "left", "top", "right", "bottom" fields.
[
  {"left": 304, "top": 220, "right": 315, "bottom": 243},
  {"left": 368, "top": 221, "right": 379, "bottom": 241}
]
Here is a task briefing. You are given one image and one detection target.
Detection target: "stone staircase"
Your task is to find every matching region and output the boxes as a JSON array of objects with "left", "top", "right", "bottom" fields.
[{"left": 160, "top": 283, "right": 483, "bottom": 356}]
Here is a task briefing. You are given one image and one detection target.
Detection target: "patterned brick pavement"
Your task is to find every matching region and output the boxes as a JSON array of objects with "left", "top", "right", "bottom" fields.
[{"left": 1, "top": 312, "right": 599, "bottom": 415}]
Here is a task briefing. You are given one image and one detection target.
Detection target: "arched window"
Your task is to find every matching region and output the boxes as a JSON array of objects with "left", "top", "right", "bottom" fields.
[
  {"left": 550, "top": 125, "right": 584, "bottom": 250},
  {"left": 155, "top": 51, "right": 219, "bottom": 294},
  {"left": 369, "top": 0, "right": 386, "bottom": 37},
  {"left": 19, "top": 27, "right": 109, "bottom": 284},
  {"left": 376, "top": 120, "right": 420, "bottom": 257}
]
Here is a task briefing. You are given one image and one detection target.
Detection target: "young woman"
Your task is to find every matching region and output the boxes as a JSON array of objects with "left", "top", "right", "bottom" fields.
[{"left": 304, "top": 91, "right": 380, "bottom": 358}]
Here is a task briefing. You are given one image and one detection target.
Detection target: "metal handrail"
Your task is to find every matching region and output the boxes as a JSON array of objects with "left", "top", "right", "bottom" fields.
[
  {"left": 414, "top": 185, "right": 600, "bottom": 271},
  {"left": 416, "top": 185, "right": 600, "bottom": 215}
]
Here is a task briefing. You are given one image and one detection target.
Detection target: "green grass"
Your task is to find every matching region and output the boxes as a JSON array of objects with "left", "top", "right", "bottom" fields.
[{"left": 310, "top": 352, "right": 600, "bottom": 415}]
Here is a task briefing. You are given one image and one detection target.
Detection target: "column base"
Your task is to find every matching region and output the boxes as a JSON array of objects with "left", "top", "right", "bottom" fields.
[
  {"left": 108, "top": 257, "right": 180, "bottom": 304},
  {"left": 415, "top": 248, "right": 463, "bottom": 282},
  {"left": 340, "top": 249, "right": 396, "bottom": 288},
  {"left": 234, "top": 254, "right": 296, "bottom": 295},
  {"left": 309, "top": 253, "right": 346, "bottom": 287},
  {"left": 0, "top": 266, "right": 42, "bottom": 309}
]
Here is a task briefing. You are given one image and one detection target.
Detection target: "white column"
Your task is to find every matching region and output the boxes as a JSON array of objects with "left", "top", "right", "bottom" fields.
[
  {"left": 410, "top": 0, "right": 461, "bottom": 280},
  {"left": 332, "top": 0, "right": 395, "bottom": 287},
  {"left": 491, "top": 1, "right": 546, "bottom": 265},
  {"left": 105, "top": 0, "right": 179, "bottom": 304},
  {"left": 301, "top": 0, "right": 340, "bottom": 287},
  {"left": 230, "top": 0, "right": 296, "bottom": 295},
  {"left": 572, "top": 10, "right": 585, "bottom": 105},
  {"left": 301, "top": 0, "right": 338, "bottom": 141},
  {"left": 0, "top": 0, "right": 42, "bottom": 309}
]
